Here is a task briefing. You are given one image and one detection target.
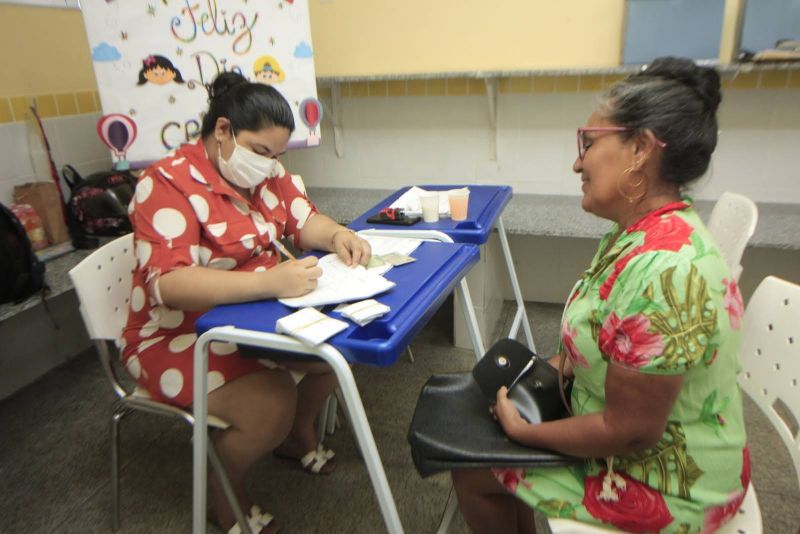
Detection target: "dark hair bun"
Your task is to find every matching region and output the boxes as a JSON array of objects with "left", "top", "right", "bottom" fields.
[
  {"left": 640, "top": 56, "right": 721, "bottom": 113},
  {"left": 207, "top": 71, "right": 249, "bottom": 103}
]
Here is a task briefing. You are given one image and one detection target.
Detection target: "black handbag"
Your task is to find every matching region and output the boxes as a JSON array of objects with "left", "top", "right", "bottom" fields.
[{"left": 407, "top": 339, "right": 575, "bottom": 478}]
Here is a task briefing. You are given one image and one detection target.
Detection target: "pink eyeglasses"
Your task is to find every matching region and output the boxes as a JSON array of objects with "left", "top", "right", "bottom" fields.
[{"left": 577, "top": 127, "right": 667, "bottom": 160}]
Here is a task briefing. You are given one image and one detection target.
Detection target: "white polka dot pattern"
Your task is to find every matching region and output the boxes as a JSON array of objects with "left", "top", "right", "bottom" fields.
[
  {"left": 260, "top": 187, "right": 279, "bottom": 210},
  {"left": 153, "top": 208, "right": 187, "bottom": 239},
  {"left": 138, "top": 335, "right": 165, "bottom": 353},
  {"left": 156, "top": 307, "right": 185, "bottom": 329},
  {"left": 208, "top": 371, "right": 225, "bottom": 391},
  {"left": 189, "top": 165, "right": 207, "bottom": 184},
  {"left": 160, "top": 368, "right": 184, "bottom": 398},
  {"left": 208, "top": 222, "right": 227, "bottom": 237},
  {"left": 189, "top": 194, "right": 209, "bottom": 222},
  {"left": 265, "top": 222, "right": 277, "bottom": 242},
  {"left": 272, "top": 161, "right": 286, "bottom": 178},
  {"left": 210, "top": 341, "right": 237, "bottom": 355},
  {"left": 136, "top": 176, "right": 153, "bottom": 203},
  {"left": 290, "top": 197, "right": 312, "bottom": 229},
  {"left": 291, "top": 174, "right": 307, "bottom": 195},
  {"left": 233, "top": 199, "right": 250, "bottom": 215},
  {"left": 127, "top": 355, "right": 141, "bottom": 379},
  {"left": 198, "top": 246, "right": 212, "bottom": 266},
  {"left": 254, "top": 266, "right": 267, "bottom": 272},
  {"left": 190, "top": 244, "right": 200, "bottom": 265},
  {"left": 251, "top": 212, "right": 269, "bottom": 235},
  {"left": 135, "top": 240, "right": 152, "bottom": 268},
  {"left": 121, "top": 140, "right": 319, "bottom": 406},
  {"left": 131, "top": 286, "right": 145, "bottom": 312},
  {"left": 139, "top": 319, "right": 159, "bottom": 338},
  {"left": 209, "top": 257, "right": 237, "bottom": 270},
  {"left": 240, "top": 234, "right": 255, "bottom": 249},
  {"left": 169, "top": 333, "right": 197, "bottom": 353}
]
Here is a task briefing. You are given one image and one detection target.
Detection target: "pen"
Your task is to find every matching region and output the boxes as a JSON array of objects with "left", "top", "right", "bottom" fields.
[{"left": 271, "top": 239, "right": 296, "bottom": 261}]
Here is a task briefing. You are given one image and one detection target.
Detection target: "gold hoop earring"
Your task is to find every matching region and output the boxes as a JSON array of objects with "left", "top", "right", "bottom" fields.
[{"left": 618, "top": 167, "right": 647, "bottom": 203}]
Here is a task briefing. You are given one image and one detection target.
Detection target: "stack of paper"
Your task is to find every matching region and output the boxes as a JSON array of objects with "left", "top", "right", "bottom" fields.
[
  {"left": 389, "top": 186, "right": 469, "bottom": 217},
  {"left": 276, "top": 307, "right": 348, "bottom": 346},
  {"left": 279, "top": 253, "right": 396, "bottom": 308},
  {"left": 336, "top": 299, "right": 391, "bottom": 326}
]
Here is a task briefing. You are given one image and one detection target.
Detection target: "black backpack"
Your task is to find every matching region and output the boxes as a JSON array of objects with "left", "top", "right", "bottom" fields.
[
  {"left": 63, "top": 165, "right": 135, "bottom": 237},
  {"left": 0, "top": 202, "right": 46, "bottom": 304}
]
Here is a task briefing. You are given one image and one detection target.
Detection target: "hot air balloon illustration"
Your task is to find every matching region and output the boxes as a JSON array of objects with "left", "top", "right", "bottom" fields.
[
  {"left": 299, "top": 97, "right": 322, "bottom": 146},
  {"left": 97, "top": 114, "right": 137, "bottom": 170}
]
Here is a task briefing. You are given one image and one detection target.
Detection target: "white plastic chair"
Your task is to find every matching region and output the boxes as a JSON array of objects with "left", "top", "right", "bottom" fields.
[
  {"left": 69, "top": 234, "right": 251, "bottom": 533},
  {"left": 707, "top": 192, "right": 758, "bottom": 281}
]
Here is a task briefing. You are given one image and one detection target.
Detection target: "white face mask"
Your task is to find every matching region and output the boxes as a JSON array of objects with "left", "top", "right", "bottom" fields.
[{"left": 217, "top": 131, "right": 278, "bottom": 189}]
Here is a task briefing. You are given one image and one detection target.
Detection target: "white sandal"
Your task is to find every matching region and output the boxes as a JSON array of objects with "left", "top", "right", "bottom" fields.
[
  {"left": 227, "top": 504, "right": 275, "bottom": 534},
  {"left": 298, "top": 443, "right": 336, "bottom": 474}
]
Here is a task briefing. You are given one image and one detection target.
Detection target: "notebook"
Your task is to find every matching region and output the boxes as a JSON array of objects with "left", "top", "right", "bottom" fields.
[{"left": 278, "top": 253, "right": 396, "bottom": 308}]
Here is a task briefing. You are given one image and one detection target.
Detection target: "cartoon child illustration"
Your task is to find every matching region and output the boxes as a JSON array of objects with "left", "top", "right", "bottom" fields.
[
  {"left": 137, "top": 55, "right": 185, "bottom": 85},
  {"left": 253, "top": 55, "right": 285, "bottom": 85}
]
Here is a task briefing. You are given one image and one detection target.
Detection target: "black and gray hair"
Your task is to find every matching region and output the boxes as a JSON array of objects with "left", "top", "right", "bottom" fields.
[
  {"left": 599, "top": 56, "right": 721, "bottom": 187},
  {"left": 201, "top": 71, "right": 295, "bottom": 138}
]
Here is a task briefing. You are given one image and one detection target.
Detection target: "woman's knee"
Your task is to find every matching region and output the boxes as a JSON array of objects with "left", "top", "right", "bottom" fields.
[
  {"left": 452, "top": 468, "right": 504, "bottom": 496},
  {"left": 210, "top": 369, "right": 298, "bottom": 435}
]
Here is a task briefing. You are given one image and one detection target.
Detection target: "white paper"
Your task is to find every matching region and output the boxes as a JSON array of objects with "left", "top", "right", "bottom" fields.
[
  {"left": 275, "top": 307, "right": 348, "bottom": 346},
  {"left": 388, "top": 186, "right": 469, "bottom": 217},
  {"left": 279, "top": 254, "right": 395, "bottom": 308},
  {"left": 337, "top": 299, "right": 391, "bottom": 326}
]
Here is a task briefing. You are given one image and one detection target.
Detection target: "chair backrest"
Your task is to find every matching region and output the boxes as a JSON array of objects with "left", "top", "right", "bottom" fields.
[
  {"left": 738, "top": 276, "right": 800, "bottom": 490},
  {"left": 69, "top": 233, "right": 136, "bottom": 341},
  {"left": 707, "top": 192, "right": 758, "bottom": 281}
]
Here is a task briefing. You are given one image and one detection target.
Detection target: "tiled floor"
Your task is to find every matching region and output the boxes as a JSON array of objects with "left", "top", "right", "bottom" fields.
[{"left": 0, "top": 301, "right": 797, "bottom": 533}]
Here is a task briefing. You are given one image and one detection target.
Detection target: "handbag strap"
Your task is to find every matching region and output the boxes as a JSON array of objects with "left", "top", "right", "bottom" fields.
[{"left": 557, "top": 352, "right": 573, "bottom": 416}]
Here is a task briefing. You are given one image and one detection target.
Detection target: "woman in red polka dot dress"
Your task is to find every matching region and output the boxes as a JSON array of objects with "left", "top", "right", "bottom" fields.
[{"left": 121, "top": 72, "right": 371, "bottom": 533}]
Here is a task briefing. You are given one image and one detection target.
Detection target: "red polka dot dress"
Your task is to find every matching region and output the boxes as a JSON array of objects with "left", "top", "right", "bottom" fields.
[{"left": 121, "top": 140, "right": 318, "bottom": 407}]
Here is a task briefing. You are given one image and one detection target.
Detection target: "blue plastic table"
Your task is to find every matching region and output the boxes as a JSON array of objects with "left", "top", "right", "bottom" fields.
[
  {"left": 191, "top": 239, "right": 480, "bottom": 534},
  {"left": 349, "top": 185, "right": 511, "bottom": 245},
  {"left": 349, "top": 184, "right": 535, "bottom": 353},
  {"left": 196, "top": 241, "right": 479, "bottom": 366}
]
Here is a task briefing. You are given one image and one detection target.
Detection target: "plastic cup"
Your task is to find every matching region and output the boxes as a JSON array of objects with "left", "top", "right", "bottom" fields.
[
  {"left": 419, "top": 192, "right": 440, "bottom": 223},
  {"left": 448, "top": 190, "right": 470, "bottom": 221}
]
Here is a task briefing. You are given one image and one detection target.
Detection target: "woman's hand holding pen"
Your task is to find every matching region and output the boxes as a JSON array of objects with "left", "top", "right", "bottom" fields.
[
  {"left": 332, "top": 229, "right": 372, "bottom": 267},
  {"left": 269, "top": 256, "right": 322, "bottom": 297}
]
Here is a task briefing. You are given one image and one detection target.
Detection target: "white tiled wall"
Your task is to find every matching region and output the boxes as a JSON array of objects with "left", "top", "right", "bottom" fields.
[
  {"left": 0, "top": 113, "right": 111, "bottom": 205},
  {"left": 2, "top": 89, "right": 798, "bottom": 207},
  {"left": 283, "top": 89, "right": 800, "bottom": 204}
]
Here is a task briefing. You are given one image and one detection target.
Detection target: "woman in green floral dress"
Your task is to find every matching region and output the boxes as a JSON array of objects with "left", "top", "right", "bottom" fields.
[{"left": 452, "top": 57, "right": 749, "bottom": 534}]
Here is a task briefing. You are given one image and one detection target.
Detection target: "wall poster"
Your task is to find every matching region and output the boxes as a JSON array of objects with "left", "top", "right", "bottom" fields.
[{"left": 80, "top": 0, "right": 322, "bottom": 168}]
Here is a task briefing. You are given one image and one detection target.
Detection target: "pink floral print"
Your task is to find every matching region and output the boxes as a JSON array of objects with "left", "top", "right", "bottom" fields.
[
  {"left": 722, "top": 278, "right": 744, "bottom": 330},
  {"left": 599, "top": 312, "right": 664, "bottom": 368}
]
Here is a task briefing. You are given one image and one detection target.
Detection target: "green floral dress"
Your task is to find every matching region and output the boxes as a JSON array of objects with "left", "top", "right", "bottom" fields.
[{"left": 493, "top": 201, "right": 749, "bottom": 534}]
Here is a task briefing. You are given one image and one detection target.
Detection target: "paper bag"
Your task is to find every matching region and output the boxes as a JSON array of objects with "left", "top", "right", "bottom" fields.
[{"left": 14, "top": 182, "right": 70, "bottom": 244}]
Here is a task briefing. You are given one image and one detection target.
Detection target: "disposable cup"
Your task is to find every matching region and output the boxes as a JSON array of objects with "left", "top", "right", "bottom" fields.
[
  {"left": 448, "top": 190, "right": 470, "bottom": 221},
  {"left": 419, "top": 192, "right": 440, "bottom": 223}
]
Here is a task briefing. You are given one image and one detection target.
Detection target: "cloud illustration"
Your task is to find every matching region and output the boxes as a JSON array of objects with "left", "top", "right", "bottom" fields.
[
  {"left": 92, "top": 42, "right": 121, "bottom": 62},
  {"left": 294, "top": 41, "right": 313, "bottom": 58}
]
